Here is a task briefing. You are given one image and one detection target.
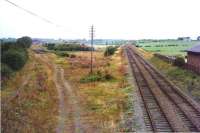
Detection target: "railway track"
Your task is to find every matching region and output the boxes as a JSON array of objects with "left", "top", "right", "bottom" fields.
[{"left": 124, "top": 45, "right": 200, "bottom": 132}]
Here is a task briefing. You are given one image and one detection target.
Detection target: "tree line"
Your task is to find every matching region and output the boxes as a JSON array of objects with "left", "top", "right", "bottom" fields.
[
  {"left": 44, "top": 43, "right": 93, "bottom": 51},
  {"left": 1, "top": 36, "right": 32, "bottom": 80}
]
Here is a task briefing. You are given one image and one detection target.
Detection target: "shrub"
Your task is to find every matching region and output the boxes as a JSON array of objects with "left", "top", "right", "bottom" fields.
[
  {"left": 104, "top": 72, "right": 113, "bottom": 80},
  {"left": 2, "top": 49, "right": 27, "bottom": 70},
  {"left": 16, "top": 36, "right": 32, "bottom": 48},
  {"left": 104, "top": 46, "right": 118, "bottom": 56},
  {"left": 45, "top": 43, "right": 55, "bottom": 50},
  {"left": 55, "top": 51, "right": 69, "bottom": 57},
  {"left": 70, "top": 54, "right": 76, "bottom": 58},
  {"left": 80, "top": 71, "right": 114, "bottom": 83},
  {"left": 80, "top": 73, "right": 102, "bottom": 83},
  {"left": 174, "top": 56, "right": 185, "bottom": 67},
  {"left": 1, "top": 63, "right": 13, "bottom": 77}
]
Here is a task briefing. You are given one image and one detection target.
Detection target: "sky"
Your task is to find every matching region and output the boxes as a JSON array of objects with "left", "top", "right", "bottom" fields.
[{"left": 0, "top": 0, "right": 200, "bottom": 39}]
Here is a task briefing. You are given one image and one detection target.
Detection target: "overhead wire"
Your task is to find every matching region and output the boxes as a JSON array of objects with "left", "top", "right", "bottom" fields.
[{"left": 3, "top": 0, "right": 81, "bottom": 36}]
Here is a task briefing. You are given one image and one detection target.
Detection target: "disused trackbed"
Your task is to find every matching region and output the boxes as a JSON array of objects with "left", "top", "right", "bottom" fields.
[{"left": 124, "top": 45, "right": 200, "bottom": 132}]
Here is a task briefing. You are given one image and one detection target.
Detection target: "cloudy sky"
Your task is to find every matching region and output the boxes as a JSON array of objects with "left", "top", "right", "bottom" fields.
[{"left": 0, "top": 0, "right": 200, "bottom": 39}]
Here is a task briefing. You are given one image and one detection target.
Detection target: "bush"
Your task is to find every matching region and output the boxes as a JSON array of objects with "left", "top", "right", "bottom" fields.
[
  {"left": 1, "top": 63, "right": 13, "bottom": 77},
  {"left": 104, "top": 71, "right": 113, "bottom": 80},
  {"left": 2, "top": 49, "right": 28, "bottom": 70},
  {"left": 104, "top": 46, "right": 118, "bottom": 56},
  {"left": 45, "top": 43, "right": 55, "bottom": 50},
  {"left": 55, "top": 51, "right": 69, "bottom": 57},
  {"left": 174, "top": 56, "right": 185, "bottom": 67},
  {"left": 80, "top": 73, "right": 102, "bottom": 83},
  {"left": 16, "top": 36, "right": 32, "bottom": 48},
  {"left": 70, "top": 54, "right": 76, "bottom": 58},
  {"left": 80, "top": 71, "right": 114, "bottom": 83}
]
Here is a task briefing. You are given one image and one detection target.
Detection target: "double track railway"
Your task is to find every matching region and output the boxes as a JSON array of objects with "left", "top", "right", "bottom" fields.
[{"left": 124, "top": 45, "right": 200, "bottom": 132}]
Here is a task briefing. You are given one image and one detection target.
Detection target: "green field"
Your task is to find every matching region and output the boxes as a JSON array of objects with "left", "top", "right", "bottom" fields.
[{"left": 137, "top": 40, "right": 200, "bottom": 56}]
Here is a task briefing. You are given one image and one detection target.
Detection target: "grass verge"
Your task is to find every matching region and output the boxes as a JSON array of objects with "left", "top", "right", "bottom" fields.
[{"left": 1, "top": 50, "right": 58, "bottom": 133}]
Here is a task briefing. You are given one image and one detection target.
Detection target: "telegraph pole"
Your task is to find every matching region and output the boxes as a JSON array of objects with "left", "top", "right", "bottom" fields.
[
  {"left": 90, "top": 25, "right": 94, "bottom": 73},
  {"left": 105, "top": 41, "right": 108, "bottom": 56}
]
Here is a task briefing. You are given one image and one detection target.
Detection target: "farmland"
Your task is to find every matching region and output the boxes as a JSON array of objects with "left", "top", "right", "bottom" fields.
[{"left": 137, "top": 40, "right": 200, "bottom": 56}]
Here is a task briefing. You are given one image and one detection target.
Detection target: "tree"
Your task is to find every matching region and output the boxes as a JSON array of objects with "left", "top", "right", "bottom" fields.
[
  {"left": 1, "top": 63, "right": 13, "bottom": 77},
  {"left": 1, "top": 42, "right": 16, "bottom": 53},
  {"left": 2, "top": 49, "right": 27, "bottom": 70},
  {"left": 16, "top": 36, "right": 32, "bottom": 48}
]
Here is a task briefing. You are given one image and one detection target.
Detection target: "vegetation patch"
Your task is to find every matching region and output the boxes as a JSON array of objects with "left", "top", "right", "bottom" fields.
[
  {"left": 80, "top": 70, "right": 114, "bottom": 83},
  {"left": 104, "top": 46, "right": 118, "bottom": 56},
  {"left": 1, "top": 36, "right": 32, "bottom": 81},
  {"left": 54, "top": 51, "right": 69, "bottom": 57},
  {"left": 45, "top": 43, "right": 92, "bottom": 51},
  {"left": 173, "top": 56, "right": 185, "bottom": 67}
]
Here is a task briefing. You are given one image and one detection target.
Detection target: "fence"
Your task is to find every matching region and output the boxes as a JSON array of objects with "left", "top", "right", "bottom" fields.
[
  {"left": 154, "top": 53, "right": 200, "bottom": 75},
  {"left": 154, "top": 53, "right": 176, "bottom": 64}
]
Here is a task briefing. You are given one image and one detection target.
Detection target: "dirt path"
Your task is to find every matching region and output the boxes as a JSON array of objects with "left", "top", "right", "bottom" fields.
[
  {"left": 54, "top": 66, "right": 68, "bottom": 133},
  {"left": 54, "top": 66, "right": 83, "bottom": 133},
  {"left": 34, "top": 53, "right": 84, "bottom": 133},
  {"left": 60, "top": 68, "right": 83, "bottom": 133}
]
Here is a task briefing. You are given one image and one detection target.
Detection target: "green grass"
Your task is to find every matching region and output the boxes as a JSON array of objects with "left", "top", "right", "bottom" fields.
[{"left": 137, "top": 40, "right": 199, "bottom": 56}]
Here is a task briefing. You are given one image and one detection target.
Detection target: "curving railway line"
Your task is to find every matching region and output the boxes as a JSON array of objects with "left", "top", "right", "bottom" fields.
[{"left": 124, "top": 45, "right": 200, "bottom": 132}]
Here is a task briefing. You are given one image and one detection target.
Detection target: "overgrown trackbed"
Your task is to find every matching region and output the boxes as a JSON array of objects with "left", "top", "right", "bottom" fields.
[{"left": 35, "top": 53, "right": 83, "bottom": 133}]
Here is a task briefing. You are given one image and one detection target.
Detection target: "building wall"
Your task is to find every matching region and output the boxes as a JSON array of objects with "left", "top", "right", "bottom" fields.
[{"left": 187, "top": 53, "right": 200, "bottom": 73}]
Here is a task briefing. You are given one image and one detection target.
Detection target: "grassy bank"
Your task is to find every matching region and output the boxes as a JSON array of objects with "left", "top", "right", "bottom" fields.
[{"left": 1, "top": 50, "right": 58, "bottom": 132}]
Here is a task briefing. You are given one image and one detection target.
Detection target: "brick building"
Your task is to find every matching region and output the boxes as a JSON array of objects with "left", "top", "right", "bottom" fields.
[{"left": 186, "top": 44, "right": 200, "bottom": 74}]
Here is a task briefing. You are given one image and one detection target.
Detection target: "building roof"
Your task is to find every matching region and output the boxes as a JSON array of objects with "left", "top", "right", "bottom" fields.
[{"left": 187, "top": 44, "right": 200, "bottom": 53}]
